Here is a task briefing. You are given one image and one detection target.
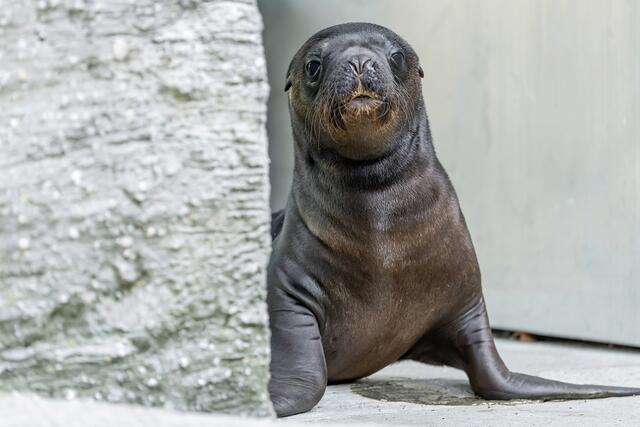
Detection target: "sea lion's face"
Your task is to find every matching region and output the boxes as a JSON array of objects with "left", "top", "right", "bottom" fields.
[{"left": 286, "top": 23, "right": 424, "bottom": 160}]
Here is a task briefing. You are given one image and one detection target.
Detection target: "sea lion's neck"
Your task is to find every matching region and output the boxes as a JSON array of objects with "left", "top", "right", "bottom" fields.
[
  {"left": 291, "top": 110, "right": 443, "bottom": 237},
  {"left": 293, "top": 99, "right": 434, "bottom": 184}
]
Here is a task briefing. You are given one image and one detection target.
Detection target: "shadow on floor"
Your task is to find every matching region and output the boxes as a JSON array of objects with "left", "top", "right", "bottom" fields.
[{"left": 351, "top": 377, "right": 525, "bottom": 406}]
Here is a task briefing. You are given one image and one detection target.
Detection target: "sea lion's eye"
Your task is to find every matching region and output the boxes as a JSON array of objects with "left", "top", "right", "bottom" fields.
[
  {"left": 390, "top": 51, "right": 405, "bottom": 68},
  {"left": 306, "top": 60, "right": 321, "bottom": 80}
]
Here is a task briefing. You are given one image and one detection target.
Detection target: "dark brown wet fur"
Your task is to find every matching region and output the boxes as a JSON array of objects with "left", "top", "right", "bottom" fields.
[{"left": 267, "top": 22, "right": 640, "bottom": 417}]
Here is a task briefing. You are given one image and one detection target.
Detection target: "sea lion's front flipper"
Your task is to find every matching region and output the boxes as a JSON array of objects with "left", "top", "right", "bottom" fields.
[
  {"left": 268, "top": 283, "right": 327, "bottom": 417},
  {"left": 407, "top": 297, "right": 640, "bottom": 401},
  {"left": 450, "top": 297, "right": 640, "bottom": 400}
]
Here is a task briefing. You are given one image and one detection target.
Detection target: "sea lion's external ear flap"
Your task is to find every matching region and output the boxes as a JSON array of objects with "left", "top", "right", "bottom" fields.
[
  {"left": 284, "top": 58, "right": 294, "bottom": 92},
  {"left": 418, "top": 65, "right": 424, "bottom": 78}
]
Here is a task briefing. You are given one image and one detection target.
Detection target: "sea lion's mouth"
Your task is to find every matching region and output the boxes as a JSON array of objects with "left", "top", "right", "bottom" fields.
[
  {"left": 327, "top": 85, "right": 391, "bottom": 133},
  {"left": 343, "top": 90, "right": 383, "bottom": 110}
]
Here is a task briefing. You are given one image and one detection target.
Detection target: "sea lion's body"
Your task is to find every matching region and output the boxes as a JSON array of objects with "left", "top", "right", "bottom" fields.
[
  {"left": 273, "top": 119, "right": 478, "bottom": 382},
  {"left": 267, "top": 23, "right": 640, "bottom": 417}
]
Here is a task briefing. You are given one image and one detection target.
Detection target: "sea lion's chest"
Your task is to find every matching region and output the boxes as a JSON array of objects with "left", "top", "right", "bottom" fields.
[
  {"left": 315, "top": 216, "right": 477, "bottom": 381},
  {"left": 288, "top": 170, "right": 480, "bottom": 380}
]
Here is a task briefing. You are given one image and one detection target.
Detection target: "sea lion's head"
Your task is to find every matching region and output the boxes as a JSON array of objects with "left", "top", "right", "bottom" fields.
[{"left": 286, "top": 23, "right": 424, "bottom": 161}]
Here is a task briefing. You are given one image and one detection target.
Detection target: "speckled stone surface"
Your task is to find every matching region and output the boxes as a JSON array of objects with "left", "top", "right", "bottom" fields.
[{"left": 0, "top": 0, "right": 272, "bottom": 416}]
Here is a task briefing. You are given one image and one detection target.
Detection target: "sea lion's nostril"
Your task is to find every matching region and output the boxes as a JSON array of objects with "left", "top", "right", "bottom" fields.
[{"left": 348, "top": 56, "right": 372, "bottom": 75}]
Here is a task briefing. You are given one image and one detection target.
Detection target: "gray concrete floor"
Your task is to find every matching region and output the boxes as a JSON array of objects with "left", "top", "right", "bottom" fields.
[
  {"left": 282, "top": 338, "right": 640, "bottom": 427},
  {"left": 3, "top": 338, "right": 639, "bottom": 427}
]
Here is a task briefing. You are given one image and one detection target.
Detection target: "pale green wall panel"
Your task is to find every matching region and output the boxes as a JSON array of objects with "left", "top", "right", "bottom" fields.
[{"left": 260, "top": 0, "right": 640, "bottom": 346}]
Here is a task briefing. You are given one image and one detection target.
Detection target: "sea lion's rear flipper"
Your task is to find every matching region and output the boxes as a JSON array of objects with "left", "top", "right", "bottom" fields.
[
  {"left": 407, "top": 297, "right": 640, "bottom": 401},
  {"left": 268, "top": 284, "right": 327, "bottom": 417}
]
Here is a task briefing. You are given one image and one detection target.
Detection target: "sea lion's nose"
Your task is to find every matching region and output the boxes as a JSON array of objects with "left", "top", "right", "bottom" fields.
[{"left": 348, "top": 55, "right": 372, "bottom": 75}]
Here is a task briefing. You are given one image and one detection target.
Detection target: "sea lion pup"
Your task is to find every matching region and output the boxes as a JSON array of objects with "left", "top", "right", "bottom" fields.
[{"left": 267, "top": 22, "right": 640, "bottom": 417}]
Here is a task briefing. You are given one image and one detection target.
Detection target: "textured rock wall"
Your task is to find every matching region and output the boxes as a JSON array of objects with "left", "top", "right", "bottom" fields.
[{"left": 0, "top": 0, "right": 272, "bottom": 416}]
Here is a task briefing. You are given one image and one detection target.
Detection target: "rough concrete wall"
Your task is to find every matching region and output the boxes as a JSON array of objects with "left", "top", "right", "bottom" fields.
[{"left": 0, "top": 0, "right": 272, "bottom": 416}]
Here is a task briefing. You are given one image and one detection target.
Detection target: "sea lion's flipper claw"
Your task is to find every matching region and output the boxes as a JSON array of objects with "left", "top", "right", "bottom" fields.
[
  {"left": 268, "top": 287, "right": 327, "bottom": 417},
  {"left": 446, "top": 297, "right": 640, "bottom": 401}
]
